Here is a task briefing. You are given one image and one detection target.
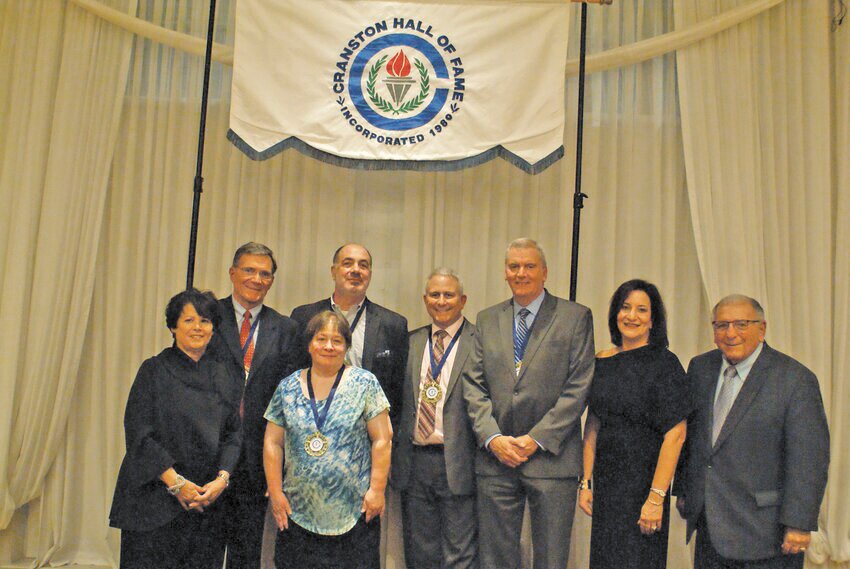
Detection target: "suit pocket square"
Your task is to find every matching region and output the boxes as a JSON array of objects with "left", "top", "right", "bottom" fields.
[
  {"left": 753, "top": 490, "right": 782, "bottom": 508},
  {"left": 376, "top": 350, "right": 392, "bottom": 359}
]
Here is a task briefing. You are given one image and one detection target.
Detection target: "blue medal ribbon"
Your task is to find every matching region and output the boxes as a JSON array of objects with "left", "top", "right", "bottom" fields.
[
  {"left": 427, "top": 321, "right": 464, "bottom": 379},
  {"left": 306, "top": 365, "right": 345, "bottom": 432}
]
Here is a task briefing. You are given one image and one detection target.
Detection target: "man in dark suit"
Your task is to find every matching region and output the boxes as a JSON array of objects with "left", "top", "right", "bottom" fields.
[
  {"left": 290, "top": 243, "right": 408, "bottom": 427},
  {"left": 464, "top": 238, "right": 595, "bottom": 569},
  {"left": 393, "top": 268, "right": 478, "bottom": 569},
  {"left": 676, "top": 294, "right": 829, "bottom": 569},
  {"left": 207, "top": 242, "right": 299, "bottom": 569}
]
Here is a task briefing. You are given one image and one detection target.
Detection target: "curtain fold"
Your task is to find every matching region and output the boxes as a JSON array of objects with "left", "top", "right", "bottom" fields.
[{"left": 0, "top": 0, "right": 136, "bottom": 540}]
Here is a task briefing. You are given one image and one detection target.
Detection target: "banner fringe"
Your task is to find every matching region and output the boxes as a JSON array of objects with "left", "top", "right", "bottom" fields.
[{"left": 226, "top": 130, "right": 564, "bottom": 175}]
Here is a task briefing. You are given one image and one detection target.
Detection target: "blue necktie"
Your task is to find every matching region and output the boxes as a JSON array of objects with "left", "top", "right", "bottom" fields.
[{"left": 514, "top": 308, "right": 531, "bottom": 373}]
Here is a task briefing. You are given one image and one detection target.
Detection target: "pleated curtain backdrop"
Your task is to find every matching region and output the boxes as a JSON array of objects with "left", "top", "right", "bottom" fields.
[{"left": 0, "top": 0, "right": 847, "bottom": 568}]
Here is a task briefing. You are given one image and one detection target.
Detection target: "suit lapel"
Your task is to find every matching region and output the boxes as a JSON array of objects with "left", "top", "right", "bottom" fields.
[
  {"left": 712, "top": 345, "right": 773, "bottom": 452},
  {"left": 220, "top": 297, "right": 244, "bottom": 368},
  {"left": 701, "top": 353, "right": 723, "bottom": 451},
  {"left": 444, "top": 318, "right": 473, "bottom": 400},
  {"left": 361, "top": 299, "right": 378, "bottom": 370},
  {"left": 249, "top": 308, "right": 273, "bottom": 376},
  {"left": 498, "top": 301, "right": 516, "bottom": 379},
  {"left": 409, "top": 327, "right": 428, "bottom": 403},
  {"left": 517, "top": 293, "right": 557, "bottom": 383}
]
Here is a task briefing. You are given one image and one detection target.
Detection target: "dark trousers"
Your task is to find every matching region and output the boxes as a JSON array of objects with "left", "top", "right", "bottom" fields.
[
  {"left": 275, "top": 515, "right": 380, "bottom": 569},
  {"left": 476, "top": 471, "right": 577, "bottom": 569},
  {"left": 221, "top": 487, "right": 267, "bottom": 569},
  {"left": 120, "top": 510, "right": 225, "bottom": 569},
  {"left": 695, "top": 515, "right": 804, "bottom": 569},
  {"left": 401, "top": 445, "right": 478, "bottom": 569}
]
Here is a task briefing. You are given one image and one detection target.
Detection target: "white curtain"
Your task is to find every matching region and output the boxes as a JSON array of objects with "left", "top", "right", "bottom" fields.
[
  {"left": 675, "top": 1, "right": 846, "bottom": 566},
  {"left": 0, "top": 0, "right": 845, "bottom": 567},
  {"left": 0, "top": 0, "right": 136, "bottom": 564}
]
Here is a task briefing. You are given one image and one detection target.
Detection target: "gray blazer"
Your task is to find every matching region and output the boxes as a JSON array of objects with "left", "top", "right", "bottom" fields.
[
  {"left": 463, "top": 292, "right": 595, "bottom": 478},
  {"left": 679, "top": 343, "right": 830, "bottom": 560},
  {"left": 392, "top": 318, "right": 477, "bottom": 495}
]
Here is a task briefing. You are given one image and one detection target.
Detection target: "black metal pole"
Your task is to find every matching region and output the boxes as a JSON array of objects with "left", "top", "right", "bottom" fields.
[
  {"left": 568, "top": 3, "right": 589, "bottom": 302},
  {"left": 186, "top": 0, "right": 218, "bottom": 289}
]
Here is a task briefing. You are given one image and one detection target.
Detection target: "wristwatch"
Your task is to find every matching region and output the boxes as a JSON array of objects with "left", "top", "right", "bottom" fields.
[{"left": 579, "top": 478, "right": 593, "bottom": 491}]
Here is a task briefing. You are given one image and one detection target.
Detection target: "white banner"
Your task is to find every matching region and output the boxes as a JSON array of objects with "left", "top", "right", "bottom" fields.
[{"left": 228, "top": 0, "right": 570, "bottom": 173}]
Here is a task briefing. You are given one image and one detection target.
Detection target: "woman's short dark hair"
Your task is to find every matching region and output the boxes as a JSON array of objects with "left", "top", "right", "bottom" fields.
[
  {"left": 305, "top": 310, "right": 352, "bottom": 349},
  {"left": 165, "top": 289, "right": 221, "bottom": 330},
  {"left": 608, "top": 279, "right": 669, "bottom": 348}
]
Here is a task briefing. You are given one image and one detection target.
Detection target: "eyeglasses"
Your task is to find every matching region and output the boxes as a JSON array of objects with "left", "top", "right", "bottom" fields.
[
  {"left": 711, "top": 319, "right": 762, "bottom": 332},
  {"left": 238, "top": 267, "right": 274, "bottom": 281}
]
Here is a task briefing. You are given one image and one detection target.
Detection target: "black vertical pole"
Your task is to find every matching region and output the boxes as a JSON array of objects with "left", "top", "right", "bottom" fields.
[
  {"left": 568, "top": 3, "right": 589, "bottom": 302},
  {"left": 186, "top": 0, "right": 218, "bottom": 289}
]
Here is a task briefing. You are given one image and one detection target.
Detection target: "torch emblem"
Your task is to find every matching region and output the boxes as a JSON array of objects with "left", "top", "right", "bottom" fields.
[{"left": 366, "top": 49, "right": 431, "bottom": 115}]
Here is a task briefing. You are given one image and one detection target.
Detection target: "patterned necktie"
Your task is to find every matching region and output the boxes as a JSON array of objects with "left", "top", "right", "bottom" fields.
[
  {"left": 514, "top": 308, "right": 531, "bottom": 375},
  {"left": 239, "top": 312, "right": 254, "bottom": 419},
  {"left": 712, "top": 365, "right": 738, "bottom": 444},
  {"left": 240, "top": 311, "right": 255, "bottom": 373},
  {"left": 416, "top": 330, "right": 448, "bottom": 440}
]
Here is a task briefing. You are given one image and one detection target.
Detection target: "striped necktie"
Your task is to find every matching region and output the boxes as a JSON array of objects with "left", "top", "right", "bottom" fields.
[
  {"left": 514, "top": 308, "right": 531, "bottom": 374},
  {"left": 416, "top": 330, "right": 447, "bottom": 440}
]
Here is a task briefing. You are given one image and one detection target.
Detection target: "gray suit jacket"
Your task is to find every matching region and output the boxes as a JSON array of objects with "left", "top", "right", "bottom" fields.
[
  {"left": 392, "top": 318, "right": 477, "bottom": 495},
  {"left": 679, "top": 343, "right": 830, "bottom": 560},
  {"left": 463, "top": 292, "right": 595, "bottom": 478}
]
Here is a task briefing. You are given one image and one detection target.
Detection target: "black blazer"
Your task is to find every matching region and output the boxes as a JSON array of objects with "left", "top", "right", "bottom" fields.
[
  {"left": 678, "top": 343, "right": 829, "bottom": 560},
  {"left": 109, "top": 348, "right": 242, "bottom": 531},
  {"left": 290, "top": 298, "right": 408, "bottom": 426},
  {"left": 206, "top": 297, "right": 299, "bottom": 494}
]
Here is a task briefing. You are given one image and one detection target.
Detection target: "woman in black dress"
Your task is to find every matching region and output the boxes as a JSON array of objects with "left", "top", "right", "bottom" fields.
[
  {"left": 578, "top": 279, "right": 690, "bottom": 569},
  {"left": 109, "top": 289, "right": 242, "bottom": 569}
]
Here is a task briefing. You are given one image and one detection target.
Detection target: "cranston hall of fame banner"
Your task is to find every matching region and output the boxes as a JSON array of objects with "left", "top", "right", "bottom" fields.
[{"left": 228, "top": 0, "right": 571, "bottom": 174}]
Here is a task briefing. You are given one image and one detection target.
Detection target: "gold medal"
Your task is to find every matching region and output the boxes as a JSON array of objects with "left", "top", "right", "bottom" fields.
[
  {"left": 305, "top": 431, "right": 329, "bottom": 457},
  {"left": 422, "top": 381, "right": 443, "bottom": 405}
]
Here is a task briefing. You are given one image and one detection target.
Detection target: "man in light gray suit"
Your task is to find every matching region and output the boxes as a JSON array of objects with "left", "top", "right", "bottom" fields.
[
  {"left": 464, "top": 238, "right": 595, "bottom": 569},
  {"left": 676, "top": 294, "right": 829, "bottom": 569},
  {"left": 393, "top": 268, "right": 478, "bottom": 569}
]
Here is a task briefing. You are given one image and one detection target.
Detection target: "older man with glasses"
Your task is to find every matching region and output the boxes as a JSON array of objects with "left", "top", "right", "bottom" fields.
[
  {"left": 208, "top": 242, "right": 300, "bottom": 569},
  {"left": 675, "top": 294, "right": 829, "bottom": 569}
]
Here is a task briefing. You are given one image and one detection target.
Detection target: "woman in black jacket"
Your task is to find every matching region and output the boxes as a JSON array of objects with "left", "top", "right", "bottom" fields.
[{"left": 109, "top": 289, "right": 242, "bottom": 568}]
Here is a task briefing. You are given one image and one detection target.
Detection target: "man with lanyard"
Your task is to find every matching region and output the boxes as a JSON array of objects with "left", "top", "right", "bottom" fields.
[
  {"left": 290, "top": 243, "right": 408, "bottom": 429},
  {"left": 207, "top": 242, "right": 299, "bottom": 569},
  {"left": 392, "top": 268, "right": 479, "bottom": 569},
  {"left": 464, "top": 238, "right": 595, "bottom": 569}
]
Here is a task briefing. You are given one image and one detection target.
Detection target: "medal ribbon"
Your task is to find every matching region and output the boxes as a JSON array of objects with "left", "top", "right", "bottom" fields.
[
  {"left": 306, "top": 365, "right": 345, "bottom": 432},
  {"left": 427, "top": 321, "right": 464, "bottom": 380}
]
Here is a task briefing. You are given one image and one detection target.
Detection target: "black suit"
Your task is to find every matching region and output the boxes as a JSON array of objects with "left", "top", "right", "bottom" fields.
[
  {"left": 678, "top": 343, "right": 829, "bottom": 567},
  {"left": 207, "top": 296, "right": 299, "bottom": 569},
  {"left": 290, "top": 298, "right": 408, "bottom": 427}
]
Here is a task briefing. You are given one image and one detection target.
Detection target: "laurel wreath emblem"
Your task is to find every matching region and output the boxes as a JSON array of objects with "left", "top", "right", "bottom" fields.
[{"left": 366, "top": 56, "right": 430, "bottom": 115}]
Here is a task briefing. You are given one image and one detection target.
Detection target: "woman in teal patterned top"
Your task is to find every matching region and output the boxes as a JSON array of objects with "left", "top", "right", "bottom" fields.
[{"left": 264, "top": 310, "right": 392, "bottom": 569}]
